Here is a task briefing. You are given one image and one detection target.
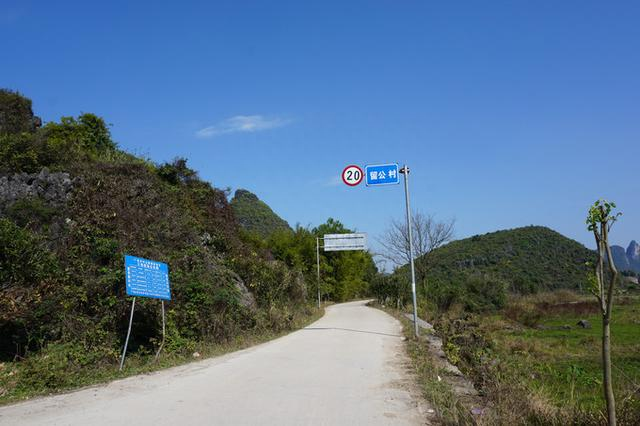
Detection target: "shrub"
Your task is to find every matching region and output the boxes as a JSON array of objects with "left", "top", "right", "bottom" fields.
[
  {"left": 463, "top": 274, "right": 507, "bottom": 311},
  {"left": 0, "top": 218, "right": 59, "bottom": 291},
  {"left": 157, "top": 157, "right": 198, "bottom": 185},
  {"left": 429, "top": 273, "right": 507, "bottom": 313},
  {"left": 0, "top": 133, "right": 51, "bottom": 173},
  {"left": 503, "top": 300, "right": 543, "bottom": 327},
  {"left": 0, "top": 89, "right": 37, "bottom": 135},
  {"left": 6, "top": 197, "right": 56, "bottom": 228}
]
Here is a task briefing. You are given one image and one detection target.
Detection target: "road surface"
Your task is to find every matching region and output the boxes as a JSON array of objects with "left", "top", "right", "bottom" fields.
[{"left": 0, "top": 300, "right": 429, "bottom": 425}]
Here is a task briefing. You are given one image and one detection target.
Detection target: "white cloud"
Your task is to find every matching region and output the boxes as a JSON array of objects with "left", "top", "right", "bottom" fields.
[
  {"left": 196, "top": 115, "right": 291, "bottom": 139},
  {"left": 324, "top": 176, "right": 342, "bottom": 187},
  {"left": 309, "top": 176, "right": 343, "bottom": 187}
]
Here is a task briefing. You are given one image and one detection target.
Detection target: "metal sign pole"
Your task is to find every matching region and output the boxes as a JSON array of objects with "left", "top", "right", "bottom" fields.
[
  {"left": 316, "top": 237, "right": 321, "bottom": 308},
  {"left": 119, "top": 297, "right": 136, "bottom": 371},
  {"left": 154, "top": 300, "right": 166, "bottom": 361},
  {"left": 400, "top": 165, "right": 419, "bottom": 338}
]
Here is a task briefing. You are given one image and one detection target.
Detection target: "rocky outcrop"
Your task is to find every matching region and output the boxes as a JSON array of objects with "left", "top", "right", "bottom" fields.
[
  {"left": 627, "top": 240, "right": 640, "bottom": 262},
  {"left": 611, "top": 240, "right": 640, "bottom": 273},
  {"left": 611, "top": 245, "right": 631, "bottom": 271},
  {"left": 0, "top": 168, "right": 75, "bottom": 212}
]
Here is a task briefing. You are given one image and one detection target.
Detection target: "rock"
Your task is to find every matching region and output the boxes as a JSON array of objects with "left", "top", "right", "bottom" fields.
[
  {"left": 200, "top": 232, "right": 212, "bottom": 246},
  {"left": 0, "top": 168, "right": 74, "bottom": 213},
  {"left": 471, "top": 407, "right": 484, "bottom": 416},
  {"left": 577, "top": 319, "right": 591, "bottom": 329},
  {"left": 627, "top": 240, "right": 640, "bottom": 262},
  {"left": 561, "top": 325, "right": 571, "bottom": 330},
  {"left": 192, "top": 352, "right": 201, "bottom": 358}
]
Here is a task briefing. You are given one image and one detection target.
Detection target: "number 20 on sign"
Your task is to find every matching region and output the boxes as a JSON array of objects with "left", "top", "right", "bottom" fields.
[{"left": 342, "top": 165, "right": 364, "bottom": 186}]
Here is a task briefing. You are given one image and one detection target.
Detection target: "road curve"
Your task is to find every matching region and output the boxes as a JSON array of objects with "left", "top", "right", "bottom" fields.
[{"left": 0, "top": 300, "right": 429, "bottom": 425}]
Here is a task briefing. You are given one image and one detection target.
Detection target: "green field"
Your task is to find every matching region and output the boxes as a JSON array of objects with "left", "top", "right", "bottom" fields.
[
  {"left": 500, "top": 301, "right": 638, "bottom": 404},
  {"left": 444, "top": 293, "right": 640, "bottom": 424}
]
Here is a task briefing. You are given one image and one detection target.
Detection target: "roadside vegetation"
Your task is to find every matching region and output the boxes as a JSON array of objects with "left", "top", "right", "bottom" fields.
[
  {"left": 0, "top": 89, "right": 375, "bottom": 403},
  {"left": 374, "top": 218, "right": 640, "bottom": 424},
  {"left": 437, "top": 291, "right": 640, "bottom": 425}
]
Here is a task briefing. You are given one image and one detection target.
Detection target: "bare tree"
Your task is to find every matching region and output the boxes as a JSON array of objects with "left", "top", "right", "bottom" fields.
[
  {"left": 587, "top": 199, "right": 622, "bottom": 426},
  {"left": 377, "top": 211, "right": 454, "bottom": 291}
]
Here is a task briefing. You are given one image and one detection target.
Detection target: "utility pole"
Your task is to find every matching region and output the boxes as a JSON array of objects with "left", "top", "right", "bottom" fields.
[
  {"left": 316, "top": 237, "right": 321, "bottom": 308},
  {"left": 399, "top": 165, "right": 419, "bottom": 338}
]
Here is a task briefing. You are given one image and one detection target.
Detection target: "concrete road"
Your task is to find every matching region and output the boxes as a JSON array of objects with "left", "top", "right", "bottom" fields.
[{"left": 0, "top": 300, "right": 429, "bottom": 425}]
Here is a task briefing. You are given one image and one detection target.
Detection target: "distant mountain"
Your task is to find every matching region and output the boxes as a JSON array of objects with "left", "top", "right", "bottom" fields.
[
  {"left": 611, "top": 240, "right": 640, "bottom": 273},
  {"left": 426, "top": 226, "right": 596, "bottom": 294},
  {"left": 230, "top": 189, "right": 291, "bottom": 238}
]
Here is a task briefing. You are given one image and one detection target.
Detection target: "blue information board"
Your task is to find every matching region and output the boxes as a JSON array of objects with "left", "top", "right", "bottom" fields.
[
  {"left": 365, "top": 163, "right": 400, "bottom": 186},
  {"left": 125, "top": 255, "right": 171, "bottom": 300}
]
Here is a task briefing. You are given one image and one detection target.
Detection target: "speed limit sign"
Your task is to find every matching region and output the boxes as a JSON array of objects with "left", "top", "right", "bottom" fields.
[{"left": 342, "top": 165, "right": 364, "bottom": 186}]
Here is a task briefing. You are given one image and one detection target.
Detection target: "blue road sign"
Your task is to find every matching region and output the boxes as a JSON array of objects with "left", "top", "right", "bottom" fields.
[
  {"left": 365, "top": 163, "right": 400, "bottom": 186},
  {"left": 125, "top": 255, "right": 171, "bottom": 300}
]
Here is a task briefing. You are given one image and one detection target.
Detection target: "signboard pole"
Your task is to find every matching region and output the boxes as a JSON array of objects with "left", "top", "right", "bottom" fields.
[
  {"left": 154, "top": 301, "right": 166, "bottom": 361},
  {"left": 316, "top": 237, "right": 321, "bottom": 308},
  {"left": 400, "top": 165, "right": 419, "bottom": 338},
  {"left": 119, "top": 297, "right": 136, "bottom": 371}
]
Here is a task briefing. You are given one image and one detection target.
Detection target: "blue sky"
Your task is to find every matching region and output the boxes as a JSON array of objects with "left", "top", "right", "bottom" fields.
[{"left": 2, "top": 1, "right": 639, "bottom": 259}]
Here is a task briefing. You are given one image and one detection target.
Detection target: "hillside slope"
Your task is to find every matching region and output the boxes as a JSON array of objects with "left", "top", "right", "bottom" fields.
[
  {"left": 427, "top": 226, "right": 596, "bottom": 294},
  {"left": 231, "top": 189, "right": 291, "bottom": 238},
  {"left": 0, "top": 89, "right": 308, "bottom": 371}
]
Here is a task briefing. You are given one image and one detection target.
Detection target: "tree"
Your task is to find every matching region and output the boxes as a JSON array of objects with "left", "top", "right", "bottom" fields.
[
  {"left": 586, "top": 199, "right": 622, "bottom": 426},
  {"left": 0, "top": 89, "right": 40, "bottom": 135},
  {"left": 377, "top": 211, "right": 454, "bottom": 293},
  {"left": 266, "top": 218, "right": 377, "bottom": 303},
  {"left": 157, "top": 157, "right": 199, "bottom": 185}
]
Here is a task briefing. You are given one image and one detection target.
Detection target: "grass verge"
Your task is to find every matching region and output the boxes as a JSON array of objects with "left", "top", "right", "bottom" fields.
[
  {"left": 374, "top": 303, "right": 478, "bottom": 425},
  {"left": 434, "top": 291, "right": 640, "bottom": 425}
]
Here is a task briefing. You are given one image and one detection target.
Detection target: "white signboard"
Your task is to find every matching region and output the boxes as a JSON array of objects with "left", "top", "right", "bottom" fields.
[{"left": 323, "top": 233, "right": 367, "bottom": 251}]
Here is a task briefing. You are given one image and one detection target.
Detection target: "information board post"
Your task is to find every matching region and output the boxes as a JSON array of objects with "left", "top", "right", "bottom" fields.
[
  {"left": 119, "top": 297, "right": 136, "bottom": 371},
  {"left": 399, "top": 165, "right": 419, "bottom": 338},
  {"left": 120, "top": 255, "right": 171, "bottom": 370},
  {"left": 154, "top": 301, "right": 166, "bottom": 361}
]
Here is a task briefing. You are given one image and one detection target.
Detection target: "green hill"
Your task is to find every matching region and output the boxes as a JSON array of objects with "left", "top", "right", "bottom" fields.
[
  {"left": 231, "top": 189, "right": 291, "bottom": 238},
  {"left": 427, "top": 226, "right": 596, "bottom": 295},
  {"left": 0, "top": 89, "right": 313, "bottom": 396}
]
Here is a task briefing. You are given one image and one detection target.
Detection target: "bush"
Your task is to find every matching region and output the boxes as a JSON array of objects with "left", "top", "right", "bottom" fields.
[
  {"left": 429, "top": 273, "right": 507, "bottom": 313},
  {"left": 503, "top": 300, "right": 543, "bottom": 327},
  {"left": 234, "top": 256, "right": 306, "bottom": 308},
  {"left": 6, "top": 197, "right": 56, "bottom": 228},
  {"left": 463, "top": 274, "right": 507, "bottom": 312},
  {"left": 0, "top": 218, "right": 59, "bottom": 291},
  {"left": 43, "top": 114, "right": 116, "bottom": 164},
  {"left": 16, "top": 342, "right": 114, "bottom": 392},
  {"left": 157, "top": 157, "right": 198, "bottom": 185},
  {"left": 0, "top": 89, "right": 37, "bottom": 135},
  {"left": 0, "top": 113, "right": 116, "bottom": 173},
  {"left": 0, "top": 132, "right": 51, "bottom": 173}
]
